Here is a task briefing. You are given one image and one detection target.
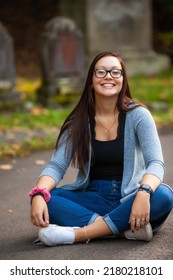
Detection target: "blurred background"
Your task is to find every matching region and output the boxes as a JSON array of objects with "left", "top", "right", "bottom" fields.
[
  {"left": 0, "top": 0, "right": 173, "bottom": 159},
  {"left": 0, "top": 0, "right": 173, "bottom": 77}
]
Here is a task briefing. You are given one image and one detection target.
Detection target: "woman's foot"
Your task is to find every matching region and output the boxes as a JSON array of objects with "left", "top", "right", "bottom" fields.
[{"left": 38, "top": 224, "right": 78, "bottom": 246}]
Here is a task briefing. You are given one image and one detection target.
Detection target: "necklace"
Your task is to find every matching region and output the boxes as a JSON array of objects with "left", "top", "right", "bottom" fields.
[{"left": 95, "top": 115, "right": 117, "bottom": 132}]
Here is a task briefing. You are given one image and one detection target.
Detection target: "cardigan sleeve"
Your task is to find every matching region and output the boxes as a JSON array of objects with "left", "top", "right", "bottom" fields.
[
  {"left": 135, "top": 107, "right": 165, "bottom": 181},
  {"left": 39, "top": 131, "right": 73, "bottom": 185}
]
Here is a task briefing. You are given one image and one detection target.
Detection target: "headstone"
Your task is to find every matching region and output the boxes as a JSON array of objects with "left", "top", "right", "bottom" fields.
[
  {"left": 59, "top": 0, "right": 171, "bottom": 76},
  {"left": 0, "top": 22, "right": 21, "bottom": 110},
  {"left": 37, "top": 16, "right": 85, "bottom": 106}
]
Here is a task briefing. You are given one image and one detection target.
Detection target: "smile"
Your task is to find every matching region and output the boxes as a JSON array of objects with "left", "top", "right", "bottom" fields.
[{"left": 101, "top": 83, "right": 115, "bottom": 87}]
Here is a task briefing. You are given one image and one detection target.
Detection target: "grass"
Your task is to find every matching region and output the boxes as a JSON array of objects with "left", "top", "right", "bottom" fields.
[
  {"left": 129, "top": 68, "right": 173, "bottom": 128},
  {"left": 0, "top": 108, "right": 72, "bottom": 159},
  {"left": 0, "top": 108, "right": 72, "bottom": 130},
  {"left": 0, "top": 68, "right": 173, "bottom": 159},
  {"left": 129, "top": 68, "right": 173, "bottom": 105}
]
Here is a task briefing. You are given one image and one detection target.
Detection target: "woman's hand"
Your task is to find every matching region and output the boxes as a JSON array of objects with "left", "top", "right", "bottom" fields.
[
  {"left": 129, "top": 191, "right": 150, "bottom": 232},
  {"left": 30, "top": 195, "right": 49, "bottom": 227}
]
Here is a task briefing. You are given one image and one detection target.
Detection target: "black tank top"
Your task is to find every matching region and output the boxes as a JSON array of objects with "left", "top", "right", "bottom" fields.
[{"left": 90, "top": 112, "right": 126, "bottom": 180}]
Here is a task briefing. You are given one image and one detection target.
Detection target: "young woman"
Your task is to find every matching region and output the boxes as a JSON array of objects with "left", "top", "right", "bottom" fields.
[{"left": 29, "top": 51, "right": 173, "bottom": 246}]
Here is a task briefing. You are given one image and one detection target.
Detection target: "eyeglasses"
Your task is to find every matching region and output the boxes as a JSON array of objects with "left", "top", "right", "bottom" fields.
[{"left": 94, "top": 68, "right": 123, "bottom": 79}]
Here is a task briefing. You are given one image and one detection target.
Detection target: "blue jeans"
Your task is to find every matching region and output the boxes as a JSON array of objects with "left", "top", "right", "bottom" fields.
[{"left": 47, "top": 180, "right": 173, "bottom": 235}]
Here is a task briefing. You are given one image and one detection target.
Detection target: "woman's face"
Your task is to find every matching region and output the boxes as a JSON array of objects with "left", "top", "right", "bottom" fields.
[{"left": 92, "top": 56, "right": 123, "bottom": 99}]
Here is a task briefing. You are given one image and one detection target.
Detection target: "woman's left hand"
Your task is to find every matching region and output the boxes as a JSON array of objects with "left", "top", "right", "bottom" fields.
[{"left": 129, "top": 191, "right": 150, "bottom": 232}]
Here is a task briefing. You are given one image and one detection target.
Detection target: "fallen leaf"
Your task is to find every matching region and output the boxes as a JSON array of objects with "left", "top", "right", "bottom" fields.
[
  {"left": 31, "top": 106, "right": 48, "bottom": 116},
  {"left": 0, "top": 125, "right": 6, "bottom": 132},
  {"left": 0, "top": 164, "right": 13, "bottom": 170},
  {"left": 12, "top": 144, "right": 20, "bottom": 150},
  {"left": 35, "top": 160, "right": 46, "bottom": 165},
  {"left": 8, "top": 209, "right": 13, "bottom": 213}
]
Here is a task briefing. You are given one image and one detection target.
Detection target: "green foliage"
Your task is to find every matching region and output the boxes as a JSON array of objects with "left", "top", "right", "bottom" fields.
[
  {"left": 157, "top": 31, "right": 173, "bottom": 47},
  {"left": 129, "top": 68, "right": 173, "bottom": 105},
  {"left": 129, "top": 68, "right": 173, "bottom": 129},
  {"left": 0, "top": 108, "right": 72, "bottom": 130},
  {"left": 16, "top": 78, "right": 40, "bottom": 101}
]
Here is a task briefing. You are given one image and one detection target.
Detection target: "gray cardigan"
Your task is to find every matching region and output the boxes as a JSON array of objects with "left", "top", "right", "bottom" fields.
[{"left": 40, "top": 106, "right": 165, "bottom": 202}]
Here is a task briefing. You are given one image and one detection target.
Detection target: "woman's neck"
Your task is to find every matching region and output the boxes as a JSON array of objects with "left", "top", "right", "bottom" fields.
[
  {"left": 95, "top": 97, "right": 118, "bottom": 116},
  {"left": 96, "top": 107, "right": 117, "bottom": 117}
]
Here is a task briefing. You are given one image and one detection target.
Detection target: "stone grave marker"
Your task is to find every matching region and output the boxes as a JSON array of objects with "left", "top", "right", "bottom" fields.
[
  {"left": 0, "top": 22, "right": 21, "bottom": 110},
  {"left": 59, "top": 0, "right": 170, "bottom": 76},
  {"left": 37, "top": 16, "right": 85, "bottom": 106}
]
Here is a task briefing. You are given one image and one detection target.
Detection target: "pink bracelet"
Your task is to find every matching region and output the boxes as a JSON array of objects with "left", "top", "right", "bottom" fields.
[{"left": 29, "top": 186, "right": 51, "bottom": 202}]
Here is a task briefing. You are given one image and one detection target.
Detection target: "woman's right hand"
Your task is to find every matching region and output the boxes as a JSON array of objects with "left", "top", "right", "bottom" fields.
[{"left": 30, "top": 195, "right": 49, "bottom": 227}]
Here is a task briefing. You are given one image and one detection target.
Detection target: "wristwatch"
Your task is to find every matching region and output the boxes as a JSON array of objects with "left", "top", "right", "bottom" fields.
[{"left": 138, "top": 184, "right": 153, "bottom": 196}]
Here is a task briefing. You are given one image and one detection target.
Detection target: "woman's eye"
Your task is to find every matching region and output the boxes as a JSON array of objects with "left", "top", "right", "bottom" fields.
[
  {"left": 98, "top": 70, "right": 105, "bottom": 74},
  {"left": 112, "top": 70, "right": 119, "bottom": 75}
]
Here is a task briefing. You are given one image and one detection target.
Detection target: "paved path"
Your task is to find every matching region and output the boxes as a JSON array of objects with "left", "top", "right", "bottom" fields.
[{"left": 0, "top": 133, "right": 173, "bottom": 260}]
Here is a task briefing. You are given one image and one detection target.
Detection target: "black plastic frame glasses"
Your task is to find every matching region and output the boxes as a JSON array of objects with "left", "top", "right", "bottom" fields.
[{"left": 94, "top": 68, "right": 123, "bottom": 79}]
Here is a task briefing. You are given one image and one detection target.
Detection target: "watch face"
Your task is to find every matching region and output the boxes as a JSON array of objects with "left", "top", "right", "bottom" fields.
[{"left": 141, "top": 184, "right": 153, "bottom": 193}]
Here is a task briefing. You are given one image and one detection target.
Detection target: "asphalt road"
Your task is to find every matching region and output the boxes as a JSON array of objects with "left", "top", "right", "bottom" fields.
[{"left": 0, "top": 132, "right": 173, "bottom": 260}]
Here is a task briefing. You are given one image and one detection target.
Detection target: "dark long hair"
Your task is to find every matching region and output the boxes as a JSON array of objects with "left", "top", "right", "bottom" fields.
[{"left": 56, "top": 51, "right": 141, "bottom": 170}]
